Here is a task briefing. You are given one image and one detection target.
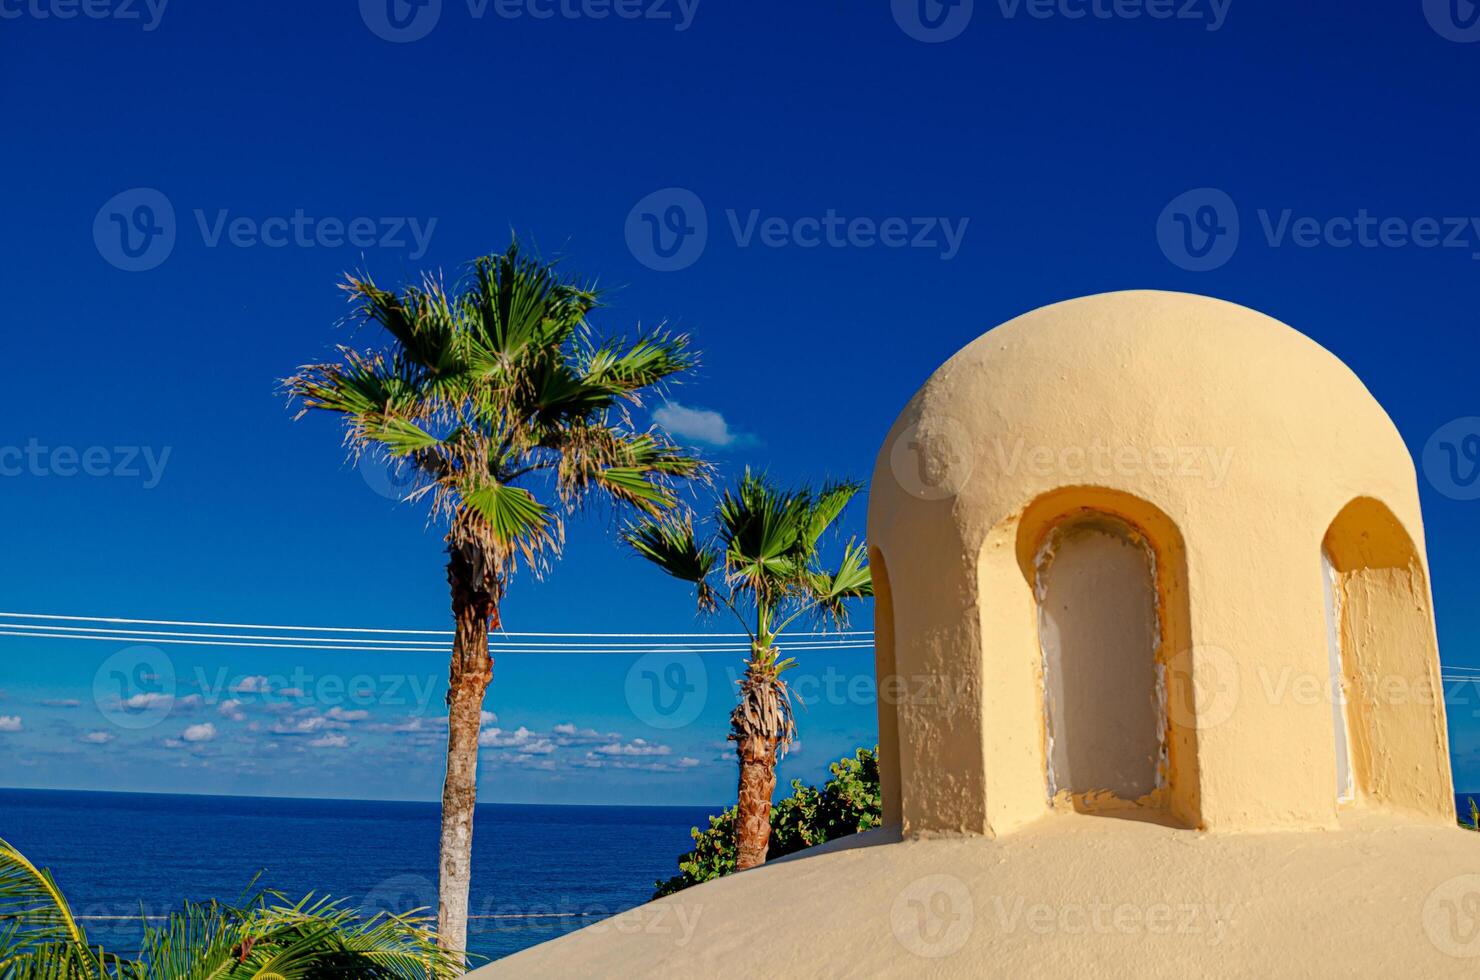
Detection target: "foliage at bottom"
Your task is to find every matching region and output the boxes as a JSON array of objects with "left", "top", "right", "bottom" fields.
[
  {"left": 654, "top": 746, "right": 882, "bottom": 898},
  {"left": 0, "top": 838, "right": 461, "bottom": 979}
]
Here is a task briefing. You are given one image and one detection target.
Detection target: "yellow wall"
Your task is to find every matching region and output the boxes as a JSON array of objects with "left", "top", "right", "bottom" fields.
[{"left": 868, "top": 291, "right": 1451, "bottom": 835}]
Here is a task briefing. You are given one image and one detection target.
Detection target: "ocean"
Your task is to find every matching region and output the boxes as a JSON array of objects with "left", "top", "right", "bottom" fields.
[{"left": 0, "top": 788, "right": 715, "bottom": 966}]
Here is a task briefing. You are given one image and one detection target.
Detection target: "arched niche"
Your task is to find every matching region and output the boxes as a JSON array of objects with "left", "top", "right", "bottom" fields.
[
  {"left": 869, "top": 546, "right": 903, "bottom": 829},
  {"left": 1035, "top": 516, "right": 1162, "bottom": 802},
  {"left": 1322, "top": 497, "right": 1452, "bottom": 820},
  {"left": 1010, "top": 487, "right": 1201, "bottom": 829}
]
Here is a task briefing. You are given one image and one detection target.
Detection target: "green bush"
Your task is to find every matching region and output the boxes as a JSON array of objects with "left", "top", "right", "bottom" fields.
[{"left": 654, "top": 747, "right": 882, "bottom": 898}]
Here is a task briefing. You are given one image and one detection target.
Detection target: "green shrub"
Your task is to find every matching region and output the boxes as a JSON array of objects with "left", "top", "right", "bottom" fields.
[{"left": 654, "top": 747, "right": 882, "bottom": 898}]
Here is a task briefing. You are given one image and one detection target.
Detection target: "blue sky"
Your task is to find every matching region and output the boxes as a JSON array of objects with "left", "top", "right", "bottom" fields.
[{"left": 1, "top": 0, "right": 1478, "bottom": 805}]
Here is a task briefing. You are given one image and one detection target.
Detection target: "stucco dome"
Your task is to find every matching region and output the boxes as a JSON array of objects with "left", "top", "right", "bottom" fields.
[
  {"left": 866, "top": 290, "right": 1448, "bottom": 838},
  {"left": 869, "top": 289, "right": 1418, "bottom": 560}
]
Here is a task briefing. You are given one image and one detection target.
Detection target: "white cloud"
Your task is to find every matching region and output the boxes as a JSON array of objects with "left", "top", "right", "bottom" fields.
[
  {"left": 170, "top": 694, "right": 203, "bottom": 715},
  {"left": 551, "top": 723, "right": 618, "bottom": 745},
  {"left": 481, "top": 710, "right": 497, "bottom": 726},
  {"left": 577, "top": 752, "right": 703, "bottom": 773},
  {"left": 79, "top": 731, "right": 114, "bottom": 744},
  {"left": 479, "top": 726, "right": 556, "bottom": 754},
  {"left": 653, "top": 401, "right": 753, "bottom": 448},
  {"left": 374, "top": 715, "right": 439, "bottom": 734},
  {"left": 121, "top": 692, "right": 173, "bottom": 709},
  {"left": 231, "top": 676, "right": 272, "bottom": 694},
  {"left": 272, "top": 714, "right": 330, "bottom": 735},
  {"left": 218, "top": 699, "right": 246, "bottom": 722},
  {"left": 308, "top": 733, "right": 349, "bottom": 749},
  {"left": 181, "top": 723, "right": 217, "bottom": 743},
  {"left": 0, "top": 716, "right": 21, "bottom": 732},
  {"left": 594, "top": 737, "right": 671, "bottom": 757},
  {"left": 41, "top": 699, "right": 82, "bottom": 708},
  {"left": 326, "top": 707, "right": 369, "bottom": 723}
]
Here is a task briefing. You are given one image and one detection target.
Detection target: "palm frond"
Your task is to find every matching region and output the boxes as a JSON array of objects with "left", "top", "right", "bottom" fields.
[
  {"left": 457, "top": 483, "right": 557, "bottom": 563},
  {"left": 341, "top": 272, "right": 464, "bottom": 378},
  {"left": 800, "top": 480, "right": 864, "bottom": 552},
  {"left": 807, "top": 538, "right": 874, "bottom": 627},
  {"left": 286, "top": 236, "right": 704, "bottom": 587},
  {"left": 580, "top": 328, "right": 697, "bottom": 400},
  {"left": 464, "top": 243, "right": 595, "bottom": 359},
  {"left": 0, "top": 837, "right": 87, "bottom": 968},
  {"left": 623, "top": 516, "right": 720, "bottom": 612},
  {"left": 716, "top": 471, "right": 811, "bottom": 600}
]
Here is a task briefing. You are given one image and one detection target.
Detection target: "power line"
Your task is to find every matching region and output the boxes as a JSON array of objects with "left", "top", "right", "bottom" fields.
[
  {"left": 0, "top": 621, "right": 872, "bottom": 651},
  {"left": 0, "top": 611, "right": 869, "bottom": 640},
  {"left": 2, "top": 622, "right": 449, "bottom": 646},
  {"left": 0, "top": 627, "right": 874, "bottom": 655},
  {"left": 0, "top": 630, "right": 441, "bottom": 654}
]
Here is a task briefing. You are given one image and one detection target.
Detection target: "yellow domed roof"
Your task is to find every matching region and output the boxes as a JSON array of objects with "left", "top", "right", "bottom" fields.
[
  {"left": 870, "top": 290, "right": 1413, "bottom": 543},
  {"left": 865, "top": 290, "right": 1447, "bottom": 840}
]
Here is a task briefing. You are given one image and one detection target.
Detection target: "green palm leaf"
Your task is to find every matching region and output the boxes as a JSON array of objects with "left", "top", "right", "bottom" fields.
[
  {"left": 0, "top": 837, "right": 89, "bottom": 972},
  {"left": 285, "top": 236, "right": 704, "bottom": 575},
  {"left": 460, "top": 483, "right": 554, "bottom": 551}
]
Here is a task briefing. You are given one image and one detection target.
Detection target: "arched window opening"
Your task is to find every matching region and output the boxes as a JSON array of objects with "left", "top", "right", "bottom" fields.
[
  {"left": 869, "top": 546, "right": 902, "bottom": 829},
  {"left": 1036, "top": 516, "right": 1163, "bottom": 802},
  {"left": 1322, "top": 497, "right": 1451, "bottom": 819}
]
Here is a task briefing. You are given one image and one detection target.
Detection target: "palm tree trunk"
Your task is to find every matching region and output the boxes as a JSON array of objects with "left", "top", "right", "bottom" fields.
[
  {"left": 437, "top": 545, "right": 499, "bottom": 960},
  {"left": 733, "top": 731, "right": 779, "bottom": 870}
]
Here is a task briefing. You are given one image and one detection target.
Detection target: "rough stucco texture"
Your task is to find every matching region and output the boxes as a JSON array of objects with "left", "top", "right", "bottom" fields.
[
  {"left": 476, "top": 814, "right": 1480, "bottom": 978},
  {"left": 867, "top": 289, "right": 1450, "bottom": 834}
]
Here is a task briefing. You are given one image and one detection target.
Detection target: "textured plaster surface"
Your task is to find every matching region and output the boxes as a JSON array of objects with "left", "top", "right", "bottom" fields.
[
  {"left": 474, "top": 814, "right": 1480, "bottom": 978},
  {"left": 1038, "top": 521, "right": 1162, "bottom": 800},
  {"left": 867, "top": 290, "right": 1449, "bottom": 833}
]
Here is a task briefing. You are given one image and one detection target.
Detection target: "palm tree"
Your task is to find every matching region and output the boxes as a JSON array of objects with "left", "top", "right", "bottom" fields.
[
  {"left": 623, "top": 471, "right": 872, "bottom": 870},
  {"left": 285, "top": 239, "right": 704, "bottom": 958},
  {"left": 0, "top": 837, "right": 460, "bottom": 978}
]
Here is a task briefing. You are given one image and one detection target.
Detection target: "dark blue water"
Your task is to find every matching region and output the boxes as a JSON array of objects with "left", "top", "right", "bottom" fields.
[{"left": 0, "top": 789, "right": 713, "bottom": 966}]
